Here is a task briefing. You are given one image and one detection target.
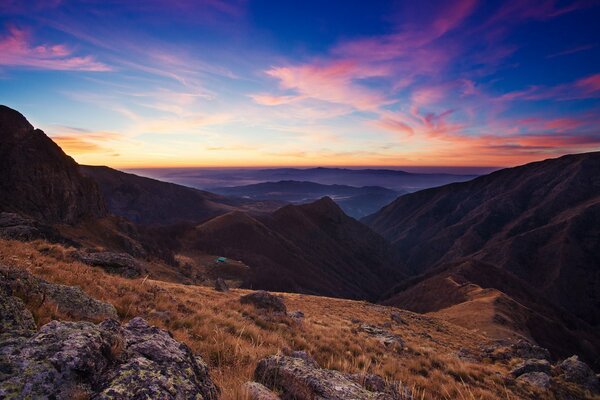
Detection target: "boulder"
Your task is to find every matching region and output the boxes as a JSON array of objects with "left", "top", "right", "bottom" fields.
[
  {"left": 359, "top": 324, "right": 404, "bottom": 349},
  {"left": 0, "top": 317, "right": 219, "bottom": 399},
  {"left": 289, "top": 350, "right": 318, "bottom": 367},
  {"left": 240, "top": 291, "right": 287, "bottom": 313},
  {"left": 517, "top": 372, "right": 551, "bottom": 390},
  {"left": 75, "top": 251, "right": 144, "bottom": 278},
  {"left": 510, "top": 359, "right": 551, "bottom": 377},
  {"left": 0, "top": 264, "right": 117, "bottom": 321},
  {"left": 555, "top": 355, "right": 600, "bottom": 393},
  {"left": 390, "top": 311, "right": 407, "bottom": 325},
  {"left": 254, "top": 355, "right": 390, "bottom": 400},
  {"left": 214, "top": 277, "right": 229, "bottom": 292},
  {"left": 288, "top": 310, "right": 305, "bottom": 321},
  {"left": 0, "top": 284, "right": 36, "bottom": 336},
  {"left": 244, "top": 381, "right": 281, "bottom": 400}
]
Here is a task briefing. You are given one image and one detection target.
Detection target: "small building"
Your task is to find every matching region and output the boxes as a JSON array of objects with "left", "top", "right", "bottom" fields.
[{"left": 215, "top": 257, "right": 227, "bottom": 263}]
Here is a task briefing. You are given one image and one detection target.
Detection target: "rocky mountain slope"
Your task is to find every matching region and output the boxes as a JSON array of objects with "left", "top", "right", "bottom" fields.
[
  {"left": 364, "top": 152, "right": 600, "bottom": 327},
  {"left": 0, "top": 106, "right": 106, "bottom": 223},
  {"left": 181, "top": 197, "right": 403, "bottom": 300}
]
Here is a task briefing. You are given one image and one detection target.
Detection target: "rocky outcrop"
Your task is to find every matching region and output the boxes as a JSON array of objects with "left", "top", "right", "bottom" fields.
[
  {"left": 510, "top": 359, "right": 551, "bottom": 377},
  {"left": 240, "top": 291, "right": 287, "bottom": 313},
  {"left": 0, "top": 264, "right": 117, "bottom": 321},
  {"left": 0, "top": 212, "right": 69, "bottom": 243},
  {"left": 214, "top": 277, "right": 229, "bottom": 292},
  {"left": 0, "top": 316, "right": 219, "bottom": 399},
  {"left": 75, "top": 251, "right": 144, "bottom": 278},
  {"left": 0, "top": 105, "right": 106, "bottom": 224},
  {"left": 358, "top": 324, "right": 404, "bottom": 349},
  {"left": 517, "top": 372, "right": 551, "bottom": 389},
  {"left": 243, "top": 381, "right": 281, "bottom": 400},
  {"left": 254, "top": 354, "right": 413, "bottom": 400},
  {"left": 555, "top": 355, "right": 600, "bottom": 393},
  {"left": 0, "top": 282, "right": 36, "bottom": 336}
]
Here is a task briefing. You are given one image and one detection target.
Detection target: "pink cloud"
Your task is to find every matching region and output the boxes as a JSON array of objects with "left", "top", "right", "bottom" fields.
[
  {"left": 0, "top": 26, "right": 110, "bottom": 71},
  {"left": 250, "top": 93, "right": 303, "bottom": 106},
  {"left": 265, "top": 60, "right": 390, "bottom": 111},
  {"left": 500, "top": 73, "right": 600, "bottom": 101}
]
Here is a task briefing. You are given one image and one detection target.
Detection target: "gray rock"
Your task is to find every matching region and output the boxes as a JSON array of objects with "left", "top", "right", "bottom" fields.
[
  {"left": 555, "top": 355, "right": 600, "bottom": 393},
  {"left": 214, "top": 277, "right": 229, "bottom": 292},
  {"left": 0, "top": 317, "right": 219, "bottom": 400},
  {"left": 0, "top": 284, "right": 36, "bottom": 336},
  {"left": 240, "top": 291, "right": 287, "bottom": 313},
  {"left": 75, "top": 251, "right": 144, "bottom": 278},
  {"left": 510, "top": 359, "right": 551, "bottom": 377},
  {"left": 483, "top": 339, "right": 551, "bottom": 361},
  {"left": 0, "top": 264, "right": 117, "bottom": 321},
  {"left": 390, "top": 312, "right": 407, "bottom": 326},
  {"left": 289, "top": 350, "right": 318, "bottom": 367},
  {"left": 359, "top": 324, "right": 404, "bottom": 349},
  {"left": 288, "top": 310, "right": 305, "bottom": 320},
  {"left": 244, "top": 381, "right": 281, "bottom": 400},
  {"left": 254, "top": 355, "right": 391, "bottom": 400},
  {"left": 517, "top": 372, "right": 551, "bottom": 390}
]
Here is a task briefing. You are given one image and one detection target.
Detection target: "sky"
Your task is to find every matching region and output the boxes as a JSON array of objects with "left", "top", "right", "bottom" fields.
[{"left": 0, "top": 0, "right": 599, "bottom": 168}]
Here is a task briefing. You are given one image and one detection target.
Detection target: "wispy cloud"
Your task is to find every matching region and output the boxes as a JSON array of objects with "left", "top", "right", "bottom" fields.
[{"left": 0, "top": 26, "right": 110, "bottom": 71}]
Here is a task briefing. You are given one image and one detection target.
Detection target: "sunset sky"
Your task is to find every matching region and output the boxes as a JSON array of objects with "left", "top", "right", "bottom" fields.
[{"left": 1, "top": 0, "right": 599, "bottom": 168}]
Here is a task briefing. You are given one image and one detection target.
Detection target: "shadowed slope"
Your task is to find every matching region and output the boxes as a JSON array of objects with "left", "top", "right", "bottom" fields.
[
  {"left": 0, "top": 105, "right": 106, "bottom": 223},
  {"left": 183, "top": 197, "right": 403, "bottom": 300},
  {"left": 365, "top": 152, "right": 600, "bottom": 326}
]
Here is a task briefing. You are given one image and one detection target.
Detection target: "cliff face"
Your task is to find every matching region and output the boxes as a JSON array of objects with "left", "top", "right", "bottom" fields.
[{"left": 0, "top": 105, "right": 106, "bottom": 223}]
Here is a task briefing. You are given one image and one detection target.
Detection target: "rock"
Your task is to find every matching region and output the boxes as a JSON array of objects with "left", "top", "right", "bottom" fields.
[
  {"left": 289, "top": 350, "right": 318, "bottom": 367},
  {"left": 254, "top": 355, "right": 390, "bottom": 400},
  {"left": 347, "top": 374, "right": 387, "bottom": 393},
  {"left": 359, "top": 324, "right": 404, "bottom": 349},
  {"left": 517, "top": 372, "right": 551, "bottom": 390},
  {"left": 244, "top": 381, "right": 281, "bottom": 400},
  {"left": 483, "top": 339, "right": 551, "bottom": 362},
  {"left": 75, "top": 251, "right": 144, "bottom": 278},
  {"left": 288, "top": 310, "right": 304, "bottom": 320},
  {"left": 555, "top": 355, "right": 600, "bottom": 393},
  {"left": 214, "top": 277, "right": 229, "bottom": 292},
  {"left": 456, "top": 348, "right": 480, "bottom": 363},
  {"left": 510, "top": 359, "right": 551, "bottom": 377},
  {"left": 0, "top": 284, "right": 36, "bottom": 336},
  {"left": 240, "top": 291, "right": 287, "bottom": 313},
  {"left": 0, "top": 212, "right": 68, "bottom": 243},
  {"left": 0, "top": 264, "right": 117, "bottom": 321},
  {"left": 0, "top": 317, "right": 220, "bottom": 399},
  {"left": 390, "top": 312, "right": 407, "bottom": 325}
]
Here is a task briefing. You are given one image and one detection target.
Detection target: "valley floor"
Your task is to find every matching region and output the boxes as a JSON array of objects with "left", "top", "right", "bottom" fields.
[{"left": 0, "top": 238, "right": 595, "bottom": 400}]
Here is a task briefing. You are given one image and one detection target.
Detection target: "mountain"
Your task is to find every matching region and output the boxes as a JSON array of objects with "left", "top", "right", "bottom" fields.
[
  {"left": 180, "top": 197, "right": 403, "bottom": 300},
  {"left": 382, "top": 259, "right": 600, "bottom": 365},
  {"left": 0, "top": 106, "right": 106, "bottom": 223},
  {"left": 364, "top": 152, "right": 600, "bottom": 328},
  {"left": 210, "top": 180, "right": 402, "bottom": 218},
  {"left": 127, "top": 166, "right": 478, "bottom": 192}
]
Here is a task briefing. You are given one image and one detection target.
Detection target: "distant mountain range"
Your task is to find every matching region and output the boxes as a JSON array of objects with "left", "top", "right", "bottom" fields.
[
  {"left": 210, "top": 180, "right": 402, "bottom": 218},
  {"left": 128, "top": 166, "right": 478, "bottom": 192}
]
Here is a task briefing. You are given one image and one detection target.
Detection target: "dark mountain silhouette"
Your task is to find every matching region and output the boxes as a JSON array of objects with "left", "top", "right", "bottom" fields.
[
  {"left": 180, "top": 197, "right": 403, "bottom": 300},
  {"left": 211, "top": 180, "right": 402, "bottom": 218},
  {"left": 0, "top": 106, "right": 106, "bottom": 223},
  {"left": 80, "top": 166, "right": 285, "bottom": 226}
]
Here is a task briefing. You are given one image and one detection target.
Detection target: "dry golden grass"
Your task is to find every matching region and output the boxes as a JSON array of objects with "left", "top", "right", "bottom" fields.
[{"left": 0, "top": 239, "right": 576, "bottom": 400}]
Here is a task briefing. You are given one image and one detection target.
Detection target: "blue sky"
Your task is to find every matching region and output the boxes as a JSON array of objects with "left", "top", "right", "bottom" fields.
[{"left": 0, "top": 0, "right": 599, "bottom": 167}]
